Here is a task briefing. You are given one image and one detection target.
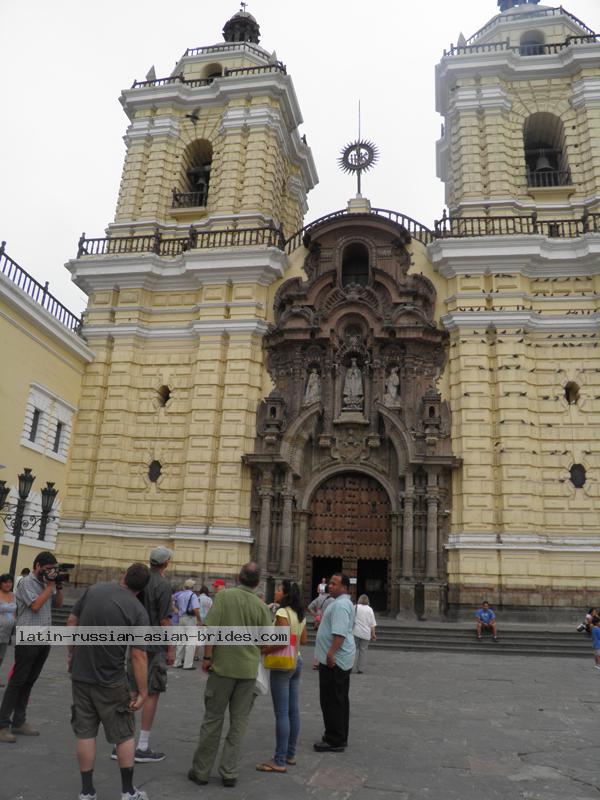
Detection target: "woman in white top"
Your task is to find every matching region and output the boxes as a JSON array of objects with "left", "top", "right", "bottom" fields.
[
  {"left": 257, "top": 579, "right": 307, "bottom": 773},
  {"left": 353, "top": 594, "right": 376, "bottom": 673}
]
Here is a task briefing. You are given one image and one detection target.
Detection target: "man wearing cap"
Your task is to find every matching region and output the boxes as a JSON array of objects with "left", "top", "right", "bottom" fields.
[
  {"left": 212, "top": 578, "right": 226, "bottom": 593},
  {"left": 173, "top": 579, "right": 200, "bottom": 670},
  {"left": 129, "top": 546, "right": 174, "bottom": 763}
]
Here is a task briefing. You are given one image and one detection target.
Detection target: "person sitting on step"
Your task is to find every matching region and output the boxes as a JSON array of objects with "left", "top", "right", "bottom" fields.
[{"left": 475, "top": 601, "right": 498, "bottom": 641}]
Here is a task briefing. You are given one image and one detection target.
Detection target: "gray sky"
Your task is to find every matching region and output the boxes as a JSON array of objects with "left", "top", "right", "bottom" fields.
[{"left": 1, "top": 0, "right": 599, "bottom": 314}]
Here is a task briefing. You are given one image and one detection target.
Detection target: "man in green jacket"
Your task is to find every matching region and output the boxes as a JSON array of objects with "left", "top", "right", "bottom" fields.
[{"left": 188, "top": 562, "right": 271, "bottom": 788}]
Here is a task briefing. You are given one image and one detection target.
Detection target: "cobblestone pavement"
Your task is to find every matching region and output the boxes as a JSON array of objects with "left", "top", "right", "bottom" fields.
[{"left": 2, "top": 645, "right": 600, "bottom": 800}]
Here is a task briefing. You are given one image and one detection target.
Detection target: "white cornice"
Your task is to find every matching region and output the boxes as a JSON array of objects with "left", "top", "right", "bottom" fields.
[
  {"left": 442, "top": 310, "right": 600, "bottom": 333},
  {"left": 447, "top": 531, "right": 600, "bottom": 552},
  {"left": 448, "top": 85, "right": 512, "bottom": 114},
  {"left": 82, "top": 318, "right": 271, "bottom": 341},
  {"left": 0, "top": 272, "right": 94, "bottom": 363},
  {"left": 436, "top": 45, "right": 600, "bottom": 115},
  {"left": 428, "top": 234, "right": 600, "bottom": 277},
  {"left": 124, "top": 116, "right": 181, "bottom": 144},
  {"left": 59, "top": 518, "right": 252, "bottom": 543},
  {"left": 571, "top": 77, "right": 600, "bottom": 108},
  {"left": 67, "top": 247, "right": 288, "bottom": 294}
]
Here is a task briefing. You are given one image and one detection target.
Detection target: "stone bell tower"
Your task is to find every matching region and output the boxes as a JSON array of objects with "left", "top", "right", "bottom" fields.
[
  {"left": 431, "top": 2, "right": 600, "bottom": 615},
  {"left": 58, "top": 10, "right": 317, "bottom": 584}
]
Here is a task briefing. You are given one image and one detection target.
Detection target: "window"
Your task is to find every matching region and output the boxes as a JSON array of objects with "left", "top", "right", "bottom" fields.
[
  {"left": 565, "top": 382, "right": 580, "bottom": 405},
  {"left": 20, "top": 384, "right": 76, "bottom": 462},
  {"left": 523, "top": 113, "right": 571, "bottom": 188},
  {"left": 53, "top": 422, "right": 64, "bottom": 453},
  {"left": 157, "top": 385, "right": 171, "bottom": 407},
  {"left": 570, "top": 464, "right": 586, "bottom": 489},
  {"left": 203, "top": 63, "right": 223, "bottom": 80},
  {"left": 29, "top": 408, "right": 42, "bottom": 442},
  {"left": 172, "top": 139, "right": 213, "bottom": 209},
  {"left": 148, "top": 460, "right": 162, "bottom": 483},
  {"left": 341, "top": 243, "right": 369, "bottom": 287},
  {"left": 519, "top": 30, "right": 545, "bottom": 56}
]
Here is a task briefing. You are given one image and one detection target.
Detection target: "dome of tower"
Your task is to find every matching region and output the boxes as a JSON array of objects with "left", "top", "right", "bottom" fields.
[
  {"left": 497, "top": 0, "right": 542, "bottom": 11},
  {"left": 223, "top": 10, "right": 260, "bottom": 44}
]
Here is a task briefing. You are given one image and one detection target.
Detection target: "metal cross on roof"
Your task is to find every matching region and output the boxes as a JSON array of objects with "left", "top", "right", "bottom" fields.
[{"left": 240, "top": 1, "right": 248, "bottom": 10}]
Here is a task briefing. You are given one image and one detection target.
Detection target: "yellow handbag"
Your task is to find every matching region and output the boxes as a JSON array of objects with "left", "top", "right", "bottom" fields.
[{"left": 263, "top": 609, "right": 298, "bottom": 671}]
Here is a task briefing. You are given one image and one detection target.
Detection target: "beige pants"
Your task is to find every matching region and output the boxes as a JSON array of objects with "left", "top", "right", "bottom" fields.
[{"left": 174, "top": 617, "right": 197, "bottom": 668}]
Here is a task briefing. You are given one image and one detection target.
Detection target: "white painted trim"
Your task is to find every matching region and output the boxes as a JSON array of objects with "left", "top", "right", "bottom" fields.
[
  {"left": 68, "top": 247, "right": 288, "bottom": 295},
  {"left": 447, "top": 531, "right": 600, "bottom": 553},
  {"left": 82, "top": 318, "right": 271, "bottom": 340},
  {"left": 571, "top": 77, "right": 600, "bottom": 108},
  {"left": 0, "top": 273, "right": 93, "bottom": 362},
  {"left": 58, "top": 518, "right": 253, "bottom": 544},
  {"left": 428, "top": 234, "right": 600, "bottom": 277},
  {"left": 442, "top": 311, "right": 600, "bottom": 333}
]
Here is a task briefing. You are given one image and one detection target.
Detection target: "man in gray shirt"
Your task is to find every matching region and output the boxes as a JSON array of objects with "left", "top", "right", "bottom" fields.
[
  {"left": 0, "top": 551, "right": 63, "bottom": 743},
  {"left": 68, "top": 562, "right": 151, "bottom": 800}
]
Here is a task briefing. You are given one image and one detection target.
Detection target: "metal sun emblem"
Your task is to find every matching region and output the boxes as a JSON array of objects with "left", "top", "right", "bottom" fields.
[{"left": 338, "top": 139, "right": 379, "bottom": 195}]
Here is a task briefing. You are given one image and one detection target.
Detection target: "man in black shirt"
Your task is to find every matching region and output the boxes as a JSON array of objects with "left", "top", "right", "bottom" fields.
[{"left": 68, "top": 562, "right": 150, "bottom": 800}]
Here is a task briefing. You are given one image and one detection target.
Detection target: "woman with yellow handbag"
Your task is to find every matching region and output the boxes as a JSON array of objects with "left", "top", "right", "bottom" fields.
[{"left": 256, "top": 580, "right": 307, "bottom": 773}]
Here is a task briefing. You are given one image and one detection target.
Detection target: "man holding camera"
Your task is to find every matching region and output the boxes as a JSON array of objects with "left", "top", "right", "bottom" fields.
[{"left": 0, "top": 551, "right": 63, "bottom": 743}]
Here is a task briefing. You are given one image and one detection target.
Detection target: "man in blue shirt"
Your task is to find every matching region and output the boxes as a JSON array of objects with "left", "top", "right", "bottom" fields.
[
  {"left": 475, "top": 601, "right": 498, "bottom": 641},
  {"left": 314, "top": 573, "right": 356, "bottom": 752}
]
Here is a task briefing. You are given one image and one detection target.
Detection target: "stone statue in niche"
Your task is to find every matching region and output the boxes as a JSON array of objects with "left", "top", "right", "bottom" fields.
[
  {"left": 343, "top": 358, "right": 364, "bottom": 410},
  {"left": 303, "top": 368, "right": 321, "bottom": 405},
  {"left": 384, "top": 367, "right": 400, "bottom": 406}
]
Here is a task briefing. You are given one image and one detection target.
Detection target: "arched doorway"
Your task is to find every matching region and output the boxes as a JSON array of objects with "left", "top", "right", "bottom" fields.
[{"left": 305, "top": 472, "right": 392, "bottom": 611}]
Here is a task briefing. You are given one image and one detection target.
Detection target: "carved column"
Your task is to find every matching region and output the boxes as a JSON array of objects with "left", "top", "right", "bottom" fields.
[
  {"left": 390, "top": 511, "right": 401, "bottom": 613},
  {"left": 279, "top": 491, "right": 295, "bottom": 575},
  {"left": 426, "top": 470, "right": 439, "bottom": 579},
  {"left": 402, "top": 472, "right": 414, "bottom": 578},
  {"left": 257, "top": 469, "right": 274, "bottom": 574},
  {"left": 296, "top": 510, "right": 311, "bottom": 596}
]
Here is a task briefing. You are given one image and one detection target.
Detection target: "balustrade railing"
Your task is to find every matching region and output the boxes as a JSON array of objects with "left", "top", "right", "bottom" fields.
[
  {"left": 131, "top": 62, "right": 286, "bottom": 90},
  {"left": 76, "top": 226, "right": 285, "bottom": 259},
  {"left": 434, "top": 212, "right": 600, "bottom": 238},
  {"left": 445, "top": 30, "right": 599, "bottom": 58},
  {"left": 184, "top": 41, "right": 267, "bottom": 58},
  {"left": 466, "top": 6, "right": 595, "bottom": 46},
  {"left": 0, "top": 242, "right": 82, "bottom": 334},
  {"left": 527, "top": 169, "right": 572, "bottom": 188},
  {"left": 172, "top": 189, "right": 207, "bottom": 209}
]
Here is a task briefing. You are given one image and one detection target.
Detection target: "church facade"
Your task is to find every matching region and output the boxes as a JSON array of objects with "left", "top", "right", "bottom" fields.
[{"left": 52, "top": 1, "right": 600, "bottom": 617}]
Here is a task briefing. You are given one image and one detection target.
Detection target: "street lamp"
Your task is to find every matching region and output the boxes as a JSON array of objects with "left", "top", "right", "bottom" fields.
[{"left": 0, "top": 468, "right": 59, "bottom": 578}]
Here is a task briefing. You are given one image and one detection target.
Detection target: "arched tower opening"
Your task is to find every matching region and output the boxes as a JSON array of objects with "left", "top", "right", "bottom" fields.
[
  {"left": 173, "top": 139, "right": 213, "bottom": 208},
  {"left": 523, "top": 113, "right": 571, "bottom": 188}
]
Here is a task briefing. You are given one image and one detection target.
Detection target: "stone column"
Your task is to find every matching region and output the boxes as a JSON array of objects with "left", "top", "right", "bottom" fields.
[
  {"left": 426, "top": 471, "right": 439, "bottom": 579},
  {"left": 296, "top": 511, "right": 310, "bottom": 597},
  {"left": 390, "top": 511, "right": 401, "bottom": 613},
  {"left": 257, "top": 470, "right": 274, "bottom": 574},
  {"left": 402, "top": 473, "right": 414, "bottom": 578},
  {"left": 279, "top": 492, "right": 295, "bottom": 575}
]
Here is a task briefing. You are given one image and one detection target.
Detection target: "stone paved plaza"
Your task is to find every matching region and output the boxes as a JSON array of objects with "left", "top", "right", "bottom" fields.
[{"left": 2, "top": 645, "right": 600, "bottom": 800}]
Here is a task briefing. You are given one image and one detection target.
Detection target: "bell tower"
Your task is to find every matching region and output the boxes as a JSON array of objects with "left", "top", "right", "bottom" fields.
[
  {"left": 112, "top": 8, "right": 316, "bottom": 239},
  {"left": 58, "top": 11, "right": 317, "bottom": 584},
  {"left": 436, "top": 1, "right": 600, "bottom": 219}
]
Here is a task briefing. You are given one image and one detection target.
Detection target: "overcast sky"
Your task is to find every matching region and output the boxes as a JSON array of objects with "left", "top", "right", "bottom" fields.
[{"left": 1, "top": 0, "right": 599, "bottom": 314}]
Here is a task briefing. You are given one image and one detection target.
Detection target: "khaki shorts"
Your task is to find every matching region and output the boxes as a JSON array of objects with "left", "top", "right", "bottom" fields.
[
  {"left": 71, "top": 679, "right": 134, "bottom": 744},
  {"left": 128, "top": 649, "right": 168, "bottom": 694}
]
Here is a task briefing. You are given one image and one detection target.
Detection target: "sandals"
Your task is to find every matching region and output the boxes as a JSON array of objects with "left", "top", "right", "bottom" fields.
[{"left": 256, "top": 762, "right": 287, "bottom": 773}]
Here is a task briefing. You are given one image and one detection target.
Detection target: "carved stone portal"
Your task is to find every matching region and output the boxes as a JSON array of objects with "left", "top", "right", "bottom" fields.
[{"left": 244, "top": 213, "right": 460, "bottom": 615}]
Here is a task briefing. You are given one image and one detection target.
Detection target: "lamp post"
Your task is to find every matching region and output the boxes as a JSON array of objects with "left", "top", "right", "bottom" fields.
[{"left": 0, "top": 468, "right": 59, "bottom": 578}]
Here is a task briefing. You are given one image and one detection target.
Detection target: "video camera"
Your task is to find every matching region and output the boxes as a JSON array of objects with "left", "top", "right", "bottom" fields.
[{"left": 44, "top": 563, "right": 75, "bottom": 585}]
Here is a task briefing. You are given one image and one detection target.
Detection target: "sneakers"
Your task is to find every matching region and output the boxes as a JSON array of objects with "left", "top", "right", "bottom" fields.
[
  {"left": 577, "top": 623, "right": 586, "bottom": 632},
  {"left": 121, "top": 790, "right": 149, "bottom": 800},
  {"left": 134, "top": 748, "right": 166, "bottom": 763},
  {"left": 12, "top": 723, "right": 40, "bottom": 736},
  {"left": 78, "top": 793, "right": 97, "bottom": 800},
  {"left": 594, "top": 665, "right": 600, "bottom": 670},
  {"left": 0, "top": 728, "right": 17, "bottom": 743}
]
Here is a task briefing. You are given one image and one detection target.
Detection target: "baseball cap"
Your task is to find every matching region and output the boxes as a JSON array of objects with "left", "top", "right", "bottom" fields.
[
  {"left": 183, "top": 578, "right": 195, "bottom": 589},
  {"left": 212, "top": 578, "right": 226, "bottom": 588},
  {"left": 149, "top": 546, "right": 173, "bottom": 566}
]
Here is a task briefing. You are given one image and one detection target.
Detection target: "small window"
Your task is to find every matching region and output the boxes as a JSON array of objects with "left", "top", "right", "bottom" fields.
[
  {"left": 570, "top": 464, "right": 586, "bottom": 489},
  {"left": 53, "top": 422, "right": 63, "bottom": 453},
  {"left": 565, "top": 382, "right": 580, "bottom": 405},
  {"left": 341, "top": 243, "right": 369, "bottom": 287},
  {"left": 429, "top": 406, "right": 436, "bottom": 418},
  {"left": 520, "top": 31, "right": 545, "bottom": 56},
  {"left": 29, "top": 408, "right": 41, "bottom": 442},
  {"left": 149, "top": 460, "right": 162, "bottom": 483},
  {"left": 157, "top": 385, "right": 171, "bottom": 407},
  {"left": 203, "top": 62, "right": 222, "bottom": 79}
]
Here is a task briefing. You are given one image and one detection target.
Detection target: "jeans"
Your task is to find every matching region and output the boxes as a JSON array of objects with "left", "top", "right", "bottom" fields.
[
  {"left": 354, "top": 636, "right": 370, "bottom": 672},
  {"left": 0, "top": 644, "right": 50, "bottom": 728},
  {"left": 269, "top": 656, "right": 302, "bottom": 767},
  {"left": 318, "top": 662, "right": 351, "bottom": 747}
]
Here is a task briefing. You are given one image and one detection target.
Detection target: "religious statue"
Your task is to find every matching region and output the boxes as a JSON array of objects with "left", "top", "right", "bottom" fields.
[
  {"left": 384, "top": 367, "right": 400, "bottom": 406},
  {"left": 303, "top": 368, "right": 321, "bottom": 405},
  {"left": 343, "top": 358, "right": 364, "bottom": 410}
]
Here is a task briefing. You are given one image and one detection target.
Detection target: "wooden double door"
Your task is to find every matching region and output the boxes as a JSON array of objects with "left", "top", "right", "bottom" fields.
[{"left": 305, "top": 472, "right": 392, "bottom": 611}]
